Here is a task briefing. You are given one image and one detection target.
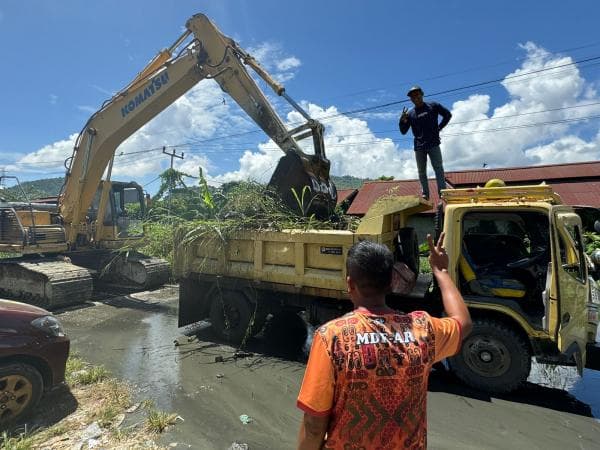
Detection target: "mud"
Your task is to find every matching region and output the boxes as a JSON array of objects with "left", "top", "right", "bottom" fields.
[{"left": 55, "top": 287, "right": 600, "bottom": 449}]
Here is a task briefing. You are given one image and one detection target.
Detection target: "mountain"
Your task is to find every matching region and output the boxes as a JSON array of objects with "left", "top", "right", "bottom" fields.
[
  {"left": 331, "top": 175, "right": 367, "bottom": 190},
  {"left": 0, "top": 177, "right": 64, "bottom": 201}
]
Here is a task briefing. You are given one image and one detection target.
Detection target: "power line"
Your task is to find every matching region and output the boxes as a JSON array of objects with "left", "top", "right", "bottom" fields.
[
  {"left": 10, "top": 109, "right": 600, "bottom": 171},
  {"left": 7, "top": 52, "right": 600, "bottom": 172},
  {"left": 320, "top": 41, "right": 600, "bottom": 103}
]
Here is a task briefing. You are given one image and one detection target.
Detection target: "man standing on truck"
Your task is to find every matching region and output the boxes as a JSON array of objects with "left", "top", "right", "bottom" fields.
[
  {"left": 399, "top": 86, "right": 452, "bottom": 200},
  {"left": 296, "top": 235, "right": 471, "bottom": 449}
]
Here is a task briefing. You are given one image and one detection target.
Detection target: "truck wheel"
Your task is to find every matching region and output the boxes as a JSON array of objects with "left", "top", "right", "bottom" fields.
[
  {"left": 398, "top": 227, "right": 420, "bottom": 274},
  {"left": 0, "top": 363, "right": 43, "bottom": 425},
  {"left": 264, "top": 311, "right": 309, "bottom": 356},
  {"left": 448, "top": 319, "right": 531, "bottom": 393},
  {"left": 209, "top": 290, "right": 266, "bottom": 344},
  {"left": 209, "top": 290, "right": 254, "bottom": 345}
]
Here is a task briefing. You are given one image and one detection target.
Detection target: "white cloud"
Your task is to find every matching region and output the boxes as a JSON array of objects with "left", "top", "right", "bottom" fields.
[
  {"left": 247, "top": 42, "right": 302, "bottom": 83},
  {"left": 214, "top": 103, "right": 416, "bottom": 183},
  {"left": 276, "top": 57, "right": 301, "bottom": 71},
  {"left": 49, "top": 94, "right": 58, "bottom": 105},
  {"left": 77, "top": 105, "right": 97, "bottom": 114},
  {"left": 8, "top": 134, "right": 77, "bottom": 174},
  {"left": 438, "top": 42, "right": 600, "bottom": 172},
  {"left": 10, "top": 41, "right": 600, "bottom": 188}
]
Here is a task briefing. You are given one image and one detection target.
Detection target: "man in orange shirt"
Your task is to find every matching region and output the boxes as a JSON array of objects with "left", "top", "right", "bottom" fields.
[{"left": 297, "top": 234, "right": 472, "bottom": 449}]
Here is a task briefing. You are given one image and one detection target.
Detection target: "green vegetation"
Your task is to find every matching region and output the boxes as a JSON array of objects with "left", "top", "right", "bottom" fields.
[
  {"left": 331, "top": 174, "right": 366, "bottom": 190},
  {"left": 0, "top": 177, "right": 63, "bottom": 201},
  {"left": 66, "top": 354, "right": 110, "bottom": 385},
  {"left": 0, "top": 431, "right": 35, "bottom": 450},
  {"left": 584, "top": 232, "right": 600, "bottom": 256}
]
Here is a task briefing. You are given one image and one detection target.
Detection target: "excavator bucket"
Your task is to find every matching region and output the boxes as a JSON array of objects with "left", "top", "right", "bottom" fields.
[{"left": 269, "top": 152, "right": 337, "bottom": 220}]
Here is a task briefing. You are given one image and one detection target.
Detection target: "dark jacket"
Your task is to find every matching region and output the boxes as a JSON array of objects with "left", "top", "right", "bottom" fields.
[{"left": 399, "top": 101, "right": 452, "bottom": 151}]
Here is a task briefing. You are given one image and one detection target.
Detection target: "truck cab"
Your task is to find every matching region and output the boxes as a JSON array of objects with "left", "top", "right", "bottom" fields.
[{"left": 440, "top": 183, "right": 600, "bottom": 392}]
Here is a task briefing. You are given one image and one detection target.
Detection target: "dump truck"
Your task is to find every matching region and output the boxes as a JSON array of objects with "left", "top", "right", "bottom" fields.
[
  {"left": 0, "top": 13, "right": 336, "bottom": 309},
  {"left": 175, "top": 182, "right": 600, "bottom": 393}
]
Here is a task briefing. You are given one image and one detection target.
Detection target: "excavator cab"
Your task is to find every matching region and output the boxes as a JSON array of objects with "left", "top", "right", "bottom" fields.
[{"left": 88, "top": 181, "right": 146, "bottom": 240}]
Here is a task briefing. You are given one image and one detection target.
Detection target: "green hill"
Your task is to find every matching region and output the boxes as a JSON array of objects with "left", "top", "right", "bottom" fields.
[
  {"left": 331, "top": 175, "right": 367, "bottom": 190},
  {"left": 0, "top": 177, "right": 64, "bottom": 201}
]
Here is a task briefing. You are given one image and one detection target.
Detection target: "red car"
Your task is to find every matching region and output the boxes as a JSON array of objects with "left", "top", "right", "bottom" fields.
[{"left": 0, "top": 299, "right": 70, "bottom": 425}]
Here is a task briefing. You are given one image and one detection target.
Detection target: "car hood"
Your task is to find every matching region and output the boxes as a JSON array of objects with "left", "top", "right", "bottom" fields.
[{"left": 0, "top": 299, "right": 49, "bottom": 316}]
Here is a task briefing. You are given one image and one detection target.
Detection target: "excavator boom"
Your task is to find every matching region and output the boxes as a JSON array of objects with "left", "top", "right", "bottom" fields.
[
  {"left": 0, "top": 13, "right": 337, "bottom": 309},
  {"left": 61, "top": 12, "right": 336, "bottom": 245}
]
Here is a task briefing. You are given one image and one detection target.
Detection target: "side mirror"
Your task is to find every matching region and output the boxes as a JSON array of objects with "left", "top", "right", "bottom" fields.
[{"left": 594, "top": 220, "right": 600, "bottom": 234}]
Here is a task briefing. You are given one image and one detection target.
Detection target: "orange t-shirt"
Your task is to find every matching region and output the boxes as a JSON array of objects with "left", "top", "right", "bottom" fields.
[{"left": 297, "top": 309, "right": 462, "bottom": 450}]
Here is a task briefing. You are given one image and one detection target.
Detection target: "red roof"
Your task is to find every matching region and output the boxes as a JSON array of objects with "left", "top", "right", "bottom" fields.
[
  {"left": 336, "top": 189, "right": 358, "bottom": 205},
  {"left": 446, "top": 160, "right": 600, "bottom": 186},
  {"left": 346, "top": 179, "right": 447, "bottom": 215},
  {"left": 550, "top": 181, "right": 600, "bottom": 208}
]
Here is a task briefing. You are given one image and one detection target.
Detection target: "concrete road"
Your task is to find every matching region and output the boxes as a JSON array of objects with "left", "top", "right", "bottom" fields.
[{"left": 55, "top": 286, "right": 600, "bottom": 449}]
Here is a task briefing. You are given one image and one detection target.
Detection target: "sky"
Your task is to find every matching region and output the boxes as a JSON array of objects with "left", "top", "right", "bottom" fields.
[{"left": 1, "top": 0, "right": 600, "bottom": 194}]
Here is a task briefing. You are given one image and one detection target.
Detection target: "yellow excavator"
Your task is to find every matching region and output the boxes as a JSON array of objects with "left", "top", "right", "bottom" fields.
[{"left": 0, "top": 13, "right": 337, "bottom": 309}]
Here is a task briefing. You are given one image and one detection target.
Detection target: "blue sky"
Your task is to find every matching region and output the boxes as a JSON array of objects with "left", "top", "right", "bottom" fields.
[{"left": 1, "top": 0, "right": 600, "bottom": 193}]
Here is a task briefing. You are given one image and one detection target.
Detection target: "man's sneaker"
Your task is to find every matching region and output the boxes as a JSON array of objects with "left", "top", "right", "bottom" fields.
[{"left": 421, "top": 193, "right": 430, "bottom": 201}]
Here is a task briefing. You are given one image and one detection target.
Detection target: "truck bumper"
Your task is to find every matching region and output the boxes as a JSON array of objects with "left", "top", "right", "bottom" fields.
[{"left": 585, "top": 342, "right": 600, "bottom": 371}]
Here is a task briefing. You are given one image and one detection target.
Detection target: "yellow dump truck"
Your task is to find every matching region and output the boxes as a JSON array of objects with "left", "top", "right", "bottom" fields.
[{"left": 174, "top": 183, "right": 600, "bottom": 393}]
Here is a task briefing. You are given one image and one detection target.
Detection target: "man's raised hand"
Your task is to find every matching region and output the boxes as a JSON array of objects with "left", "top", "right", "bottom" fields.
[
  {"left": 401, "top": 107, "right": 409, "bottom": 123},
  {"left": 427, "top": 232, "right": 448, "bottom": 274}
]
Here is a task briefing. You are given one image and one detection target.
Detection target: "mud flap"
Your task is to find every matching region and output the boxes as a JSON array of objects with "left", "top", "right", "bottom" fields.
[
  {"left": 178, "top": 277, "right": 213, "bottom": 327},
  {"left": 585, "top": 342, "right": 600, "bottom": 371},
  {"left": 268, "top": 152, "right": 337, "bottom": 219}
]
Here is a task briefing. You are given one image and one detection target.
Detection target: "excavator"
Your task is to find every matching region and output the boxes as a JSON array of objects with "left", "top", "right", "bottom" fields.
[{"left": 0, "top": 13, "right": 337, "bottom": 309}]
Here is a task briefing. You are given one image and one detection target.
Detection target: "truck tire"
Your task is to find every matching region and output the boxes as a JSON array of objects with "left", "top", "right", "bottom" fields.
[
  {"left": 209, "top": 290, "right": 256, "bottom": 345},
  {"left": 398, "top": 227, "right": 420, "bottom": 274},
  {"left": 264, "top": 310, "right": 309, "bottom": 357},
  {"left": 0, "top": 363, "right": 43, "bottom": 425},
  {"left": 448, "top": 319, "right": 531, "bottom": 393}
]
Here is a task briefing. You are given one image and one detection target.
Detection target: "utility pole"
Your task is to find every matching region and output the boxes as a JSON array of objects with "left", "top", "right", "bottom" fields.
[
  {"left": 162, "top": 146, "right": 184, "bottom": 169},
  {"left": 162, "top": 147, "right": 184, "bottom": 217}
]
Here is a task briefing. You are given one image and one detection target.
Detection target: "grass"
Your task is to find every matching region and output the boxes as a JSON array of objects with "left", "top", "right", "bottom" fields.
[
  {"left": 91, "top": 379, "right": 131, "bottom": 427},
  {"left": 0, "top": 354, "right": 167, "bottom": 449},
  {"left": 65, "top": 354, "right": 110, "bottom": 386},
  {"left": 144, "top": 409, "right": 178, "bottom": 433},
  {"left": 0, "top": 431, "right": 35, "bottom": 450}
]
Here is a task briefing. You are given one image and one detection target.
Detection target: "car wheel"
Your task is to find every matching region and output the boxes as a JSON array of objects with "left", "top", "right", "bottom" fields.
[
  {"left": 209, "top": 290, "right": 255, "bottom": 345},
  {"left": 0, "top": 363, "right": 43, "bottom": 425},
  {"left": 448, "top": 319, "right": 531, "bottom": 393}
]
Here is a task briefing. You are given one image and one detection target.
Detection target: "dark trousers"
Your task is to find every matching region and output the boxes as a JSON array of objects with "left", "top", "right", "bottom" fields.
[{"left": 415, "top": 145, "right": 446, "bottom": 197}]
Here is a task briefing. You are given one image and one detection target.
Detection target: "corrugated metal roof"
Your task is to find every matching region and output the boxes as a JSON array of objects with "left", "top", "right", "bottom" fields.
[
  {"left": 446, "top": 160, "right": 600, "bottom": 186},
  {"left": 346, "top": 179, "right": 447, "bottom": 215},
  {"left": 336, "top": 189, "right": 358, "bottom": 205},
  {"left": 550, "top": 181, "right": 600, "bottom": 208}
]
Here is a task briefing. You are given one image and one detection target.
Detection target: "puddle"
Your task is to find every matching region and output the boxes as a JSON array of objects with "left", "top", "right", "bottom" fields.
[
  {"left": 529, "top": 325, "right": 600, "bottom": 419},
  {"left": 121, "top": 313, "right": 182, "bottom": 409}
]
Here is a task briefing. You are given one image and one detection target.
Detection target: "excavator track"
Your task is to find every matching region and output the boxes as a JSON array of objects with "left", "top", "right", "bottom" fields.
[
  {"left": 69, "top": 250, "right": 170, "bottom": 290},
  {"left": 0, "top": 259, "right": 93, "bottom": 310}
]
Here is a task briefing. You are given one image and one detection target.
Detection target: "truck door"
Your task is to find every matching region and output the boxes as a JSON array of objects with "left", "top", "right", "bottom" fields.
[{"left": 551, "top": 208, "right": 589, "bottom": 372}]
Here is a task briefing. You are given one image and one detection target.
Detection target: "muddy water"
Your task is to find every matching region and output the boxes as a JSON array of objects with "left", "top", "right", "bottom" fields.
[{"left": 57, "top": 288, "right": 600, "bottom": 449}]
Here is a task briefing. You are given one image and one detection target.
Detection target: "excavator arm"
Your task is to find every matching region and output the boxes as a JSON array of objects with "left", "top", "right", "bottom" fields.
[{"left": 60, "top": 13, "right": 336, "bottom": 245}]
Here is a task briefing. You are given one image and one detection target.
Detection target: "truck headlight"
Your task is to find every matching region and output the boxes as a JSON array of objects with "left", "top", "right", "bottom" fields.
[{"left": 31, "top": 316, "right": 66, "bottom": 337}]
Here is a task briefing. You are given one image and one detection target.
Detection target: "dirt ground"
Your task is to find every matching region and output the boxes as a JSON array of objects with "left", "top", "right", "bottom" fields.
[{"left": 29, "top": 286, "right": 600, "bottom": 449}]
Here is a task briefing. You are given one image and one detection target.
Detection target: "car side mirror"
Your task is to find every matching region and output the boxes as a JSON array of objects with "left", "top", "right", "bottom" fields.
[{"left": 594, "top": 220, "right": 600, "bottom": 234}]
